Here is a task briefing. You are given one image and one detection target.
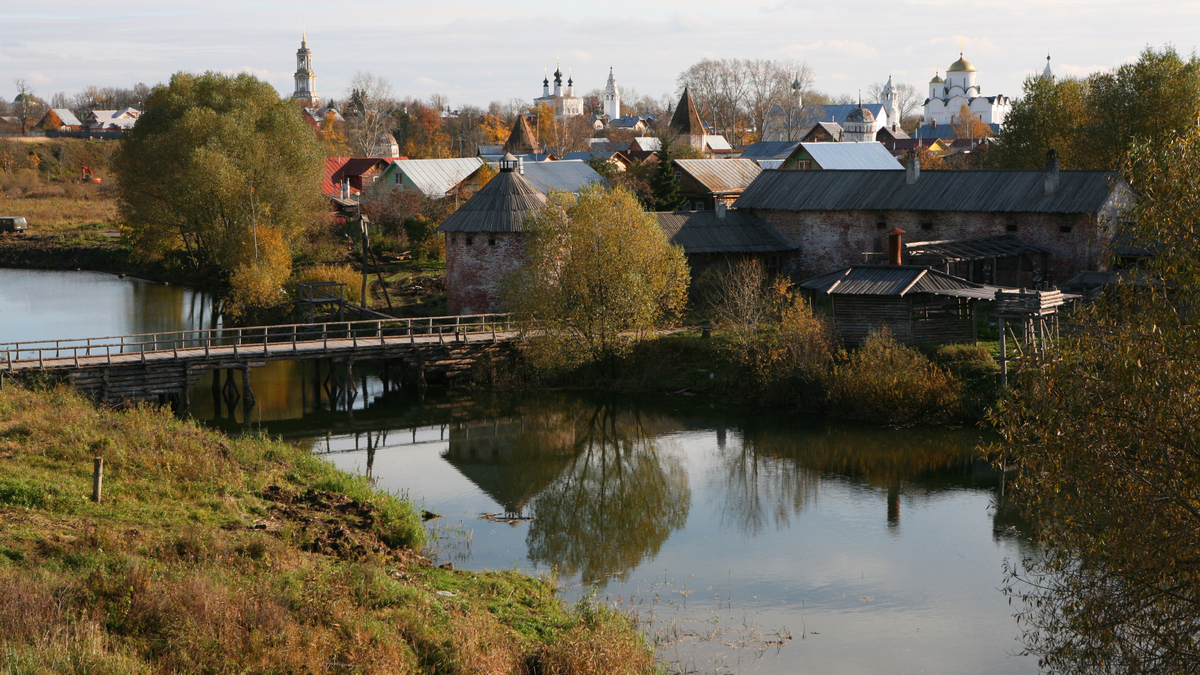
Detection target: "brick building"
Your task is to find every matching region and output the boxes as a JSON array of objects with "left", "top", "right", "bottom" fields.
[
  {"left": 437, "top": 155, "right": 547, "bottom": 314},
  {"left": 734, "top": 152, "right": 1129, "bottom": 285}
]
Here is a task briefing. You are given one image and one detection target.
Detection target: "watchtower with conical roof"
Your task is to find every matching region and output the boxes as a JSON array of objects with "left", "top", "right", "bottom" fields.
[{"left": 437, "top": 154, "right": 548, "bottom": 314}]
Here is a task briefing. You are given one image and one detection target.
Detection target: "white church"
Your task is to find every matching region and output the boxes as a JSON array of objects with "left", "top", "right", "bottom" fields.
[{"left": 921, "top": 51, "right": 1012, "bottom": 129}]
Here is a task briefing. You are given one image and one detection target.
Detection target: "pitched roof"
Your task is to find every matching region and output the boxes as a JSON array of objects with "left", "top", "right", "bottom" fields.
[
  {"left": 321, "top": 157, "right": 352, "bottom": 196},
  {"left": 799, "top": 265, "right": 997, "bottom": 299},
  {"left": 44, "top": 109, "right": 82, "bottom": 127},
  {"left": 630, "top": 137, "right": 661, "bottom": 152},
  {"left": 799, "top": 142, "right": 903, "bottom": 170},
  {"left": 518, "top": 160, "right": 604, "bottom": 195},
  {"left": 705, "top": 135, "right": 733, "bottom": 151},
  {"left": 735, "top": 169, "right": 1119, "bottom": 214},
  {"left": 436, "top": 169, "right": 547, "bottom": 233},
  {"left": 915, "top": 122, "right": 1000, "bottom": 140},
  {"left": 388, "top": 158, "right": 485, "bottom": 197},
  {"left": 656, "top": 210, "right": 796, "bottom": 254},
  {"left": 674, "top": 159, "right": 762, "bottom": 194},
  {"left": 740, "top": 141, "right": 801, "bottom": 161},
  {"left": 503, "top": 116, "right": 540, "bottom": 154},
  {"left": 670, "top": 87, "right": 705, "bottom": 135},
  {"left": 321, "top": 157, "right": 402, "bottom": 196},
  {"left": 904, "top": 234, "right": 1050, "bottom": 263}
]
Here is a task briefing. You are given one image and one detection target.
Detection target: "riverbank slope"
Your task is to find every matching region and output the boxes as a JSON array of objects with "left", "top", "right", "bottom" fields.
[{"left": 0, "top": 385, "right": 652, "bottom": 674}]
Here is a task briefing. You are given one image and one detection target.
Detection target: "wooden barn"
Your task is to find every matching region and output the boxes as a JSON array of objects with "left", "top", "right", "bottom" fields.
[{"left": 799, "top": 265, "right": 998, "bottom": 346}]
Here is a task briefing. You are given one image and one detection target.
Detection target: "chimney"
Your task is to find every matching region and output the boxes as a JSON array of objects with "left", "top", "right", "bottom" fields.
[
  {"left": 715, "top": 201, "right": 726, "bottom": 219},
  {"left": 906, "top": 151, "right": 920, "bottom": 185},
  {"left": 518, "top": 156, "right": 525, "bottom": 175},
  {"left": 1044, "top": 148, "right": 1060, "bottom": 196},
  {"left": 888, "top": 228, "right": 906, "bottom": 266}
]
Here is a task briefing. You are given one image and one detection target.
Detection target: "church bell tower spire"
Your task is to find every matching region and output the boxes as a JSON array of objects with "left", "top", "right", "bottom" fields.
[{"left": 293, "top": 32, "right": 320, "bottom": 107}]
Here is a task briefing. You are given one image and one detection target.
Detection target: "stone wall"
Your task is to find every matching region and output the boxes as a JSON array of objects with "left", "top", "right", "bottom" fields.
[
  {"left": 444, "top": 232, "right": 526, "bottom": 315},
  {"left": 755, "top": 208, "right": 1110, "bottom": 284}
]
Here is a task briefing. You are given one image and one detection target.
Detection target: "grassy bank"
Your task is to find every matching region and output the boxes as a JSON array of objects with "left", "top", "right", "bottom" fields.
[{"left": 0, "top": 385, "right": 653, "bottom": 674}]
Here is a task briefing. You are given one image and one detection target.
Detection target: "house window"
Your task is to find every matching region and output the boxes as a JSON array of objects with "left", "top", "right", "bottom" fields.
[
  {"left": 921, "top": 222, "right": 933, "bottom": 231},
  {"left": 395, "top": 174, "right": 401, "bottom": 185},
  {"left": 694, "top": 201, "right": 705, "bottom": 211},
  {"left": 674, "top": 171, "right": 683, "bottom": 181},
  {"left": 1006, "top": 224, "right": 1019, "bottom": 232},
  {"left": 488, "top": 238, "right": 496, "bottom": 246},
  {"left": 876, "top": 221, "right": 887, "bottom": 229},
  {"left": 1060, "top": 225, "right": 1073, "bottom": 233},
  {"left": 465, "top": 236, "right": 473, "bottom": 245}
]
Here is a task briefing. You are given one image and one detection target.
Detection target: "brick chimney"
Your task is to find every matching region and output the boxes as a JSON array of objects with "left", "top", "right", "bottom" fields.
[
  {"left": 888, "top": 227, "right": 905, "bottom": 266},
  {"left": 906, "top": 151, "right": 920, "bottom": 185},
  {"left": 1043, "top": 148, "right": 1059, "bottom": 196}
]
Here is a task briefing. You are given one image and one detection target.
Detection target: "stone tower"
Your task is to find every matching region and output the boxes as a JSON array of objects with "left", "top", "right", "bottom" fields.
[
  {"left": 293, "top": 33, "right": 320, "bottom": 107},
  {"left": 603, "top": 67, "right": 621, "bottom": 119},
  {"left": 881, "top": 75, "right": 896, "bottom": 126}
]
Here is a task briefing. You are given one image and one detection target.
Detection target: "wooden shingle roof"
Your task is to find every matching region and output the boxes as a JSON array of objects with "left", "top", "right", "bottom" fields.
[
  {"left": 800, "top": 265, "right": 999, "bottom": 299},
  {"left": 436, "top": 168, "right": 547, "bottom": 233},
  {"left": 655, "top": 210, "right": 795, "bottom": 254}
]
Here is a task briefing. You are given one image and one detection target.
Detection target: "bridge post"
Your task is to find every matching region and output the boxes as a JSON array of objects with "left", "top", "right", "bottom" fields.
[
  {"left": 211, "top": 368, "right": 222, "bottom": 416},
  {"left": 311, "top": 359, "right": 322, "bottom": 412},
  {"left": 177, "top": 365, "right": 190, "bottom": 417},
  {"left": 241, "top": 366, "right": 255, "bottom": 419}
]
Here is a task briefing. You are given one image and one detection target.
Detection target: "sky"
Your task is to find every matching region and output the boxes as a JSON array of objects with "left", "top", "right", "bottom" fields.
[{"left": 2, "top": 0, "right": 1197, "bottom": 110}]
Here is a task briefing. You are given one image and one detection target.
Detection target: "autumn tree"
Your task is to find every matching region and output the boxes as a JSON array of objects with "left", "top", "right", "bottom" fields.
[
  {"left": 114, "top": 71, "right": 325, "bottom": 315},
  {"left": 951, "top": 104, "right": 992, "bottom": 141},
  {"left": 984, "top": 74, "right": 1089, "bottom": 169},
  {"left": 504, "top": 184, "right": 689, "bottom": 369},
  {"left": 344, "top": 71, "right": 397, "bottom": 156},
  {"left": 11, "top": 80, "right": 47, "bottom": 135},
  {"left": 994, "top": 124, "right": 1200, "bottom": 672}
]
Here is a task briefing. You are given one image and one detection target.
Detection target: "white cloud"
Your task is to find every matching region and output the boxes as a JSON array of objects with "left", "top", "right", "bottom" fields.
[{"left": 671, "top": 11, "right": 713, "bottom": 32}]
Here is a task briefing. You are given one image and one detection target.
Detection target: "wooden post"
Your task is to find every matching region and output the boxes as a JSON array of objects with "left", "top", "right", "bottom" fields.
[
  {"left": 998, "top": 316, "right": 1007, "bottom": 387},
  {"left": 92, "top": 457, "right": 104, "bottom": 503},
  {"left": 312, "top": 359, "right": 322, "bottom": 411},
  {"left": 241, "top": 367, "right": 254, "bottom": 419}
]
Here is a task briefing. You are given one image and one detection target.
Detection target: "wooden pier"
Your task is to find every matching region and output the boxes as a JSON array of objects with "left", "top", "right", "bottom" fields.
[{"left": 0, "top": 314, "right": 516, "bottom": 414}]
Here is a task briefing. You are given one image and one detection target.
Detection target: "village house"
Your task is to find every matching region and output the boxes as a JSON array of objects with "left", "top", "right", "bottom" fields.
[
  {"left": 655, "top": 205, "right": 796, "bottom": 280},
  {"left": 734, "top": 150, "right": 1129, "bottom": 285},
  {"left": 379, "top": 158, "right": 488, "bottom": 199},
  {"left": 673, "top": 159, "right": 762, "bottom": 211},
  {"left": 321, "top": 156, "right": 404, "bottom": 207},
  {"left": 739, "top": 140, "right": 902, "bottom": 170},
  {"left": 37, "top": 109, "right": 84, "bottom": 132},
  {"left": 86, "top": 108, "right": 140, "bottom": 131}
]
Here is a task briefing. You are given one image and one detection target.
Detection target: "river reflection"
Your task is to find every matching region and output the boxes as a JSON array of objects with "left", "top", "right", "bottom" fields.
[{"left": 266, "top": 391, "right": 1037, "bottom": 674}]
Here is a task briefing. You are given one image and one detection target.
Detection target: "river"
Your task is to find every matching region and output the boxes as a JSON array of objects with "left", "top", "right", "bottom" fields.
[{"left": 0, "top": 268, "right": 1037, "bottom": 674}]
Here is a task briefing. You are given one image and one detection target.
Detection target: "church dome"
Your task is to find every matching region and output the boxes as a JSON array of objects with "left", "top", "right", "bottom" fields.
[
  {"left": 846, "top": 105, "right": 875, "bottom": 123},
  {"left": 929, "top": 72, "right": 944, "bottom": 84},
  {"left": 947, "top": 55, "right": 976, "bottom": 73}
]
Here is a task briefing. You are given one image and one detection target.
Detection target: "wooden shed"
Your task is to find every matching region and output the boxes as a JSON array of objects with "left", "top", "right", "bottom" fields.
[{"left": 799, "top": 265, "right": 999, "bottom": 346}]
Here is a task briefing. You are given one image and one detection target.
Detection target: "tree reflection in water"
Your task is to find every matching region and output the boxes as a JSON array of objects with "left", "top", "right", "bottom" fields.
[
  {"left": 526, "top": 403, "right": 690, "bottom": 586},
  {"left": 715, "top": 423, "right": 994, "bottom": 535}
]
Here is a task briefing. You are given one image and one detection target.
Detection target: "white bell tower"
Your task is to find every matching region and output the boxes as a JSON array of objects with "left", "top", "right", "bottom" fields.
[
  {"left": 293, "top": 32, "right": 320, "bottom": 107},
  {"left": 603, "top": 67, "right": 621, "bottom": 119}
]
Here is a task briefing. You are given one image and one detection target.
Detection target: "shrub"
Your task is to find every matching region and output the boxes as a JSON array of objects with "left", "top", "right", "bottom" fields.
[{"left": 827, "top": 330, "right": 962, "bottom": 425}]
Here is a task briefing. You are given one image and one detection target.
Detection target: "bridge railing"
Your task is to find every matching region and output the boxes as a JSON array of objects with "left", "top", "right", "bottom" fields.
[{"left": 1, "top": 313, "right": 513, "bottom": 370}]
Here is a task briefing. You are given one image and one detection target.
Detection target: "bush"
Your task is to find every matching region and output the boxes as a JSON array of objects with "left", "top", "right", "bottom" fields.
[
  {"left": 827, "top": 330, "right": 962, "bottom": 425},
  {"left": 403, "top": 216, "right": 442, "bottom": 261}
]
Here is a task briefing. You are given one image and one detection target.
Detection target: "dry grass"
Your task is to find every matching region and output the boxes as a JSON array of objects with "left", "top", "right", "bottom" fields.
[
  {"left": 0, "top": 191, "right": 118, "bottom": 231},
  {"left": 0, "top": 385, "right": 655, "bottom": 674}
]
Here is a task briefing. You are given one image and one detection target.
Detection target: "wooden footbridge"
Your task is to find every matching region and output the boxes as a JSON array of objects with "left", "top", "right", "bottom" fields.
[{"left": 0, "top": 314, "right": 517, "bottom": 415}]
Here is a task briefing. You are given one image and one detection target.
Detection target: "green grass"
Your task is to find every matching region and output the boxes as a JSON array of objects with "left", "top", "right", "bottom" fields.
[{"left": 0, "top": 385, "right": 654, "bottom": 674}]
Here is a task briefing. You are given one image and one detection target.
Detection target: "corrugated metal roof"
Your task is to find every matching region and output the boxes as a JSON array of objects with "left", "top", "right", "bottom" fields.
[
  {"left": 735, "top": 169, "right": 1119, "bottom": 214},
  {"left": 802, "top": 142, "right": 903, "bottom": 171},
  {"left": 48, "top": 109, "right": 83, "bottom": 127},
  {"left": 705, "top": 135, "right": 733, "bottom": 151},
  {"left": 656, "top": 210, "right": 796, "bottom": 254},
  {"left": 519, "top": 160, "right": 604, "bottom": 194},
  {"left": 800, "top": 265, "right": 998, "bottom": 298},
  {"left": 436, "top": 170, "right": 547, "bottom": 233},
  {"left": 631, "top": 137, "right": 662, "bottom": 152},
  {"left": 675, "top": 159, "right": 762, "bottom": 194},
  {"left": 390, "top": 158, "right": 485, "bottom": 197},
  {"left": 740, "top": 141, "right": 801, "bottom": 161}
]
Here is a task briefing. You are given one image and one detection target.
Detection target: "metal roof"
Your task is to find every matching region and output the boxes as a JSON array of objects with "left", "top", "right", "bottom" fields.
[
  {"left": 655, "top": 210, "right": 796, "bottom": 254},
  {"left": 735, "top": 169, "right": 1119, "bottom": 214},
  {"left": 740, "top": 141, "right": 801, "bottom": 161},
  {"left": 705, "top": 135, "right": 734, "bottom": 151},
  {"left": 388, "top": 158, "right": 485, "bottom": 197},
  {"left": 801, "top": 142, "right": 903, "bottom": 171},
  {"left": 675, "top": 159, "right": 762, "bottom": 194},
  {"left": 905, "top": 234, "right": 1050, "bottom": 262},
  {"left": 436, "top": 170, "right": 547, "bottom": 233},
  {"left": 518, "top": 160, "right": 604, "bottom": 194},
  {"left": 799, "top": 265, "right": 999, "bottom": 299},
  {"left": 631, "top": 137, "right": 662, "bottom": 152},
  {"left": 562, "top": 151, "right": 613, "bottom": 161},
  {"left": 47, "top": 109, "right": 83, "bottom": 127},
  {"left": 813, "top": 104, "right": 889, "bottom": 126}
]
